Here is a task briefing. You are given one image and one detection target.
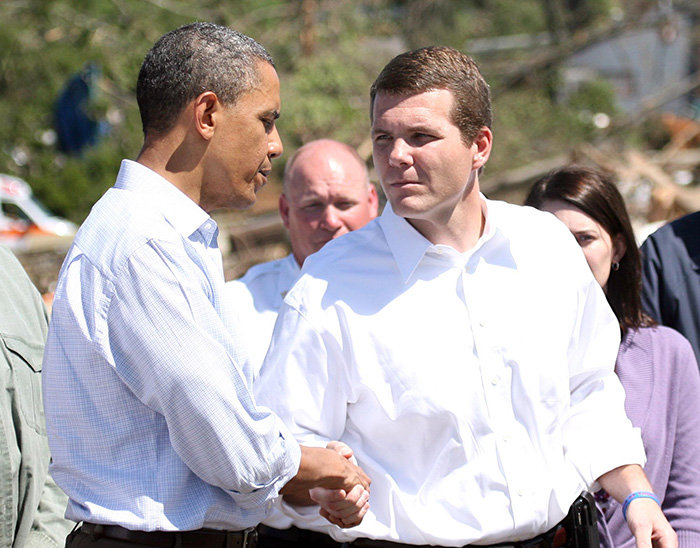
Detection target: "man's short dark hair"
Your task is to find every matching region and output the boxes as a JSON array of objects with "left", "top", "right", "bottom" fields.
[
  {"left": 137, "top": 22, "right": 273, "bottom": 137},
  {"left": 370, "top": 46, "right": 492, "bottom": 145}
]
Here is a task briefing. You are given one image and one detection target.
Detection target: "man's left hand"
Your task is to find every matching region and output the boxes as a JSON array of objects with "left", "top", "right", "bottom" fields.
[
  {"left": 626, "top": 498, "right": 677, "bottom": 548},
  {"left": 310, "top": 441, "right": 370, "bottom": 528}
]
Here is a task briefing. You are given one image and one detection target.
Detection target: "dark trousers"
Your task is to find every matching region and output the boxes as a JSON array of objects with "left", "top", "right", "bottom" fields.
[
  {"left": 258, "top": 525, "right": 342, "bottom": 547},
  {"left": 257, "top": 520, "right": 570, "bottom": 548},
  {"left": 66, "top": 523, "right": 257, "bottom": 548}
]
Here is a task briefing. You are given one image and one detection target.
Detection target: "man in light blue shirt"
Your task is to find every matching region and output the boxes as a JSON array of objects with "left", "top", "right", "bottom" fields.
[{"left": 42, "top": 22, "right": 369, "bottom": 548}]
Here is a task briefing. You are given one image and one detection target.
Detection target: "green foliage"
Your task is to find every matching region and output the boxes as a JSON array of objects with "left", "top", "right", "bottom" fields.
[
  {"left": 490, "top": 88, "right": 590, "bottom": 171},
  {"left": 566, "top": 78, "right": 617, "bottom": 115},
  {"left": 488, "top": 0, "right": 548, "bottom": 36},
  {"left": 0, "top": 0, "right": 647, "bottom": 222},
  {"left": 281, "top": 48, "right": 373, "bottom": 151}
]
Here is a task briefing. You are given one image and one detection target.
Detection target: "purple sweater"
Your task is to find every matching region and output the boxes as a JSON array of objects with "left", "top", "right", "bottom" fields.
[{"left": 597, "top": 326, "right": 700, "bottom": 547}]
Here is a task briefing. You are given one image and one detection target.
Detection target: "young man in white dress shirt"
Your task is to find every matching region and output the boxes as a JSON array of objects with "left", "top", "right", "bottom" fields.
[
  {"left": 255, "top": 46, "right": 677, "bottom": 547},
  {"left": 226, "top": 138, "right": 378, "bottom": 379},
  {"left": 42, "top": 22, "right": 369, "bottom": 548}
]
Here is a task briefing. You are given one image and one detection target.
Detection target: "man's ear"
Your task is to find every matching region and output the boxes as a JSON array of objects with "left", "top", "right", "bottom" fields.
[
  {"left": 368, "top": 185, "right": 379, "bottom": 218},
  {"left": 193, "top": 91, "right": 220, "bottom": 140},
  {"left": 471, "top": 126, "right": 493, "bottom": 170},
  {"left": 279, "top": 193, "right": 291, "bottom": 229}
]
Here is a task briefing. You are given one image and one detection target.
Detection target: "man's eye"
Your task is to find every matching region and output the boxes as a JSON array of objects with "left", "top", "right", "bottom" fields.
[
  {"left": 336, "top": 201, "right": 356, "bottom": 210},
  {"left": 373, "top": 134, "right": 390, "bottom": 142},
  {"left": 413, "top": 132, "right": 434, "bottom": 142}
]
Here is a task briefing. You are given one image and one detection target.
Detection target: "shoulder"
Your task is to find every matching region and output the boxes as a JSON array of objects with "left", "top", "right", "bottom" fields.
[
  {"left": 0, "top": 246, "right": 46, "bottom": 337},
  {"left": 647, "top": 325, "right": 695, "bottom": 355},
  {"left": 225, "top": 256, "right": 291, "bottom": 298},
  {"left": 73, "top": 188, "right": 180, "bottom": 279},
  {"left": 285, "top": 220, "right": 388, "bottom": 307},
  {"left": 660, "top": 210, "right": 700, "bottom": 237},
  {"left": 237, "top": 256, "right": 291, "bottom": 284},
  {"left": 643, "top": 211, "right": 700, "bottom": 249},
  {"left": 0, "top": 244, "right": 26, "bottom": 274},
  {"left": 486, "top": 199, "right": 580, "bottom": 260},
  {"left": 489, "top": 199, "right": 574, "bottom": 244},
  {"left": 626, "top": 326, "right": 697, "bottom": 369},
  {"left": 486, "top": 199, "right": 590, "bottom": 277},
  {"left": 302, "top": 219, "right": 386, "bottom": 276}
]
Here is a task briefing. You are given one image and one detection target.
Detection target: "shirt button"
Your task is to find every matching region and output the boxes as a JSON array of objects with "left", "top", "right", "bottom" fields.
[{"left": 490, "top": 375, "right": 499, "bottom": 385}]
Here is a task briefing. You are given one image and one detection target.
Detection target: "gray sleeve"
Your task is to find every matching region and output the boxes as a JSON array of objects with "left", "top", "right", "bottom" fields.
[{"left": 26, "top": 471, "right": 74, "bottom": 547}]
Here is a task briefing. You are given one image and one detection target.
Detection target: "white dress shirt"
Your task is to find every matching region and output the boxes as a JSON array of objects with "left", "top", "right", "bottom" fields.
[
  {"left": 42, "top": 160, "right": 301, "bottom": 531},
  {"left": 255, "top": 199, "right": 645, "bottom": 546},
  {"left": 225, "top": 254, "right": 300, "bottom": 378}
]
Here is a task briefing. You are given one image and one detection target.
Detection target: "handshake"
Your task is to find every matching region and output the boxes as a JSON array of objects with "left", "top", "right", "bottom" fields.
[{"left": 280, "top": 441, "right": 371, "bottom": 528}]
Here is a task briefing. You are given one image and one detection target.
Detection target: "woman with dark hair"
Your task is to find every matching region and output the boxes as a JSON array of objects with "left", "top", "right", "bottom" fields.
[{"left": 526, "top": 166, "right": 700, "bottom": 547}]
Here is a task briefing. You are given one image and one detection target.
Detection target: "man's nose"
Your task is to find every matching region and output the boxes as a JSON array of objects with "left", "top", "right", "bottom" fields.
[
  {"left": 388, "top": 138, "right": 412, "bottom": 167},
  {"left": 268, "top": 126, "right": 283, "bottom": 159},
  {"left": 320, "top": 207, "right": 343, "bottom": 230}
]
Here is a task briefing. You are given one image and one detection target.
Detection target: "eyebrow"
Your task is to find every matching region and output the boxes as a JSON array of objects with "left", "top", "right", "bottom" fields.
[{"left": 371, "top": 123, "right": 436, "bottom": 135}]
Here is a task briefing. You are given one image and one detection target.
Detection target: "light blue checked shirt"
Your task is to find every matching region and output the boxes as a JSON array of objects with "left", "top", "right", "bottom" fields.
[{"left": 42, "top": 160, "right": 301, "bottom": 531}]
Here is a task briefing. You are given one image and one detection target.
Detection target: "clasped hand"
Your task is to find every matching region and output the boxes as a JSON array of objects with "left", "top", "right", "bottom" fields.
[{"left": 311, "top": 441, "right": 371, "bottom": 528}]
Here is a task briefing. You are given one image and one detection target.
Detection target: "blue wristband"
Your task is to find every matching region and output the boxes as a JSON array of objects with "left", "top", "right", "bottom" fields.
[{"left": 622, "top": 491, "right": 660, "bottom": 521}]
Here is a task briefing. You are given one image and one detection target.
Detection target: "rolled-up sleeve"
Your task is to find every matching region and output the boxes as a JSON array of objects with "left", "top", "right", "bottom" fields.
[
  {"left": 103, "top": 239, "right": 300, "bottom": 506},
  {"left": 562, "top": 279, "right": 646, "bottom": 488}
]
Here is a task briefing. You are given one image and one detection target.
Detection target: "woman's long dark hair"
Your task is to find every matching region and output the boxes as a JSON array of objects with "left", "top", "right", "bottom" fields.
[{"left": 525, "top": 165, "right": 655, "bottom": 333}]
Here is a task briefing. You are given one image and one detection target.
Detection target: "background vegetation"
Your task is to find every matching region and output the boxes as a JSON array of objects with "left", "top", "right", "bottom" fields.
[{"left": 0, "top": 0, "right": 693, "bottom": 222}]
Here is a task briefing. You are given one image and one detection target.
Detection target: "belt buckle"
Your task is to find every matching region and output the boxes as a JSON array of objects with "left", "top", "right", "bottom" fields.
[{"left": 228, "top": 528, "right": 253, "bottom": 548}]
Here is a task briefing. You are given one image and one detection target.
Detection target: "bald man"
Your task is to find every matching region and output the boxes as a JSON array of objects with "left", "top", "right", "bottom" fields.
[{"left": 225, "top": 139, "right": 379, "bottom": 378}]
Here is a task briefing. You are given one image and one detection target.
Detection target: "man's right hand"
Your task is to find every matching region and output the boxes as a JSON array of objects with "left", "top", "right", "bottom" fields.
[
  {"left": 308, "top": 441, "right": 370, "bottom": 527},
  {"left": 280, "top": 445, "right": 371, "bottom": 506}
]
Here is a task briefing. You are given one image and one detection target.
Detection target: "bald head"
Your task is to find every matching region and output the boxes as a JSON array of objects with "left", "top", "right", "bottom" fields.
[{"left": 280, "top": 139, "right": 379, "bottom": 266}]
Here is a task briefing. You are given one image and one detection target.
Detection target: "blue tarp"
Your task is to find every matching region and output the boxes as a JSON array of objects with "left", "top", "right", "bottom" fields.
[{"left": 54, "top": 63, "right": 108, "bottom": 155}]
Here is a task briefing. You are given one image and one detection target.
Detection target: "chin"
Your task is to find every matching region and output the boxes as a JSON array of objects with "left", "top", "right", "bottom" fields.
[
  {"left": 222, "top": 192, "right": 257, "bottom": 211},
  {"left": 388, "top": 198, "right": 421, "bottom": 218}
]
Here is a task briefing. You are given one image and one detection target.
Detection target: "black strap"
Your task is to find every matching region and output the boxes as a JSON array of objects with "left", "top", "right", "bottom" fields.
[{"left": 78, "top": 522, "right": 257, "bottom": 548}]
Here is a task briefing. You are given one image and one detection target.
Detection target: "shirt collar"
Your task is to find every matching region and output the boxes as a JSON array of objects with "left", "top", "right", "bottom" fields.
[
  {"left": 378, "top": 203, "right": 432, "bottom": 283},
  {"left": 379, "top": 196, "right": 499, "bottom": 283},
  {"left": 115, "top": 160, "right": 213, "bottom": 241}
]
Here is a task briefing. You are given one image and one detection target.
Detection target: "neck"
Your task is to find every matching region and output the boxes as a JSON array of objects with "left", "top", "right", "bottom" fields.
[
  {"left": 408, "top": 211, "right": 485, "bottom": 252},
  {"left": 406, "top": 188, "right": 486, "bottom": 253},
  {"left": 137, "top": 133, "right": 204, "bottom": 209}
]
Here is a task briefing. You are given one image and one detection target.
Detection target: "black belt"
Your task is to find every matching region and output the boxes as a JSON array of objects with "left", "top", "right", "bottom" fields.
[
  {"left": 347, "top": 520, "right": 567, "bottom": 547},
  {"left": 256, "top": 521, "right": 566, "bottom": 548},
  {"left": 259, "top": 524, "right": 341, "bottom": 546},
  {"left": 78, "top": 522, "right": 258, "bottom": 547},
  {"left": 258, "top": 519, "right": 568, "bottom": 548}
]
